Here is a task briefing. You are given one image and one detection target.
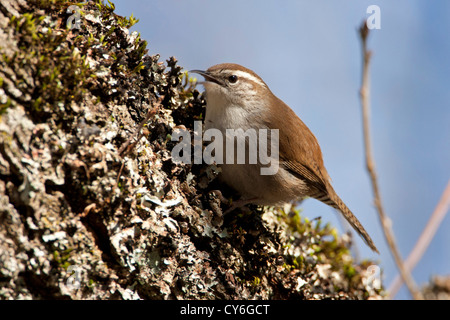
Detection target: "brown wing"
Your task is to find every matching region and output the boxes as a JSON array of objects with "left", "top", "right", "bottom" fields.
[
  {"left": 266, "top": 93, "right": 331, "bottom": 194},
  {"left": 266, "top": 94, "right": 379, "bottom": 252}
]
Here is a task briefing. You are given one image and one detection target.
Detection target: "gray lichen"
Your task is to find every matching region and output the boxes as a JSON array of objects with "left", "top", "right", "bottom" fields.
[{"left": 0, "top": 0, "right": 383, "bottom": 300}]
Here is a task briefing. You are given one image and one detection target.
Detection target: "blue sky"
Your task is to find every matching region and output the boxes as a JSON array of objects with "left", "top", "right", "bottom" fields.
[{"left": 114, "top": 1, "right": 450, "bottom": 299}]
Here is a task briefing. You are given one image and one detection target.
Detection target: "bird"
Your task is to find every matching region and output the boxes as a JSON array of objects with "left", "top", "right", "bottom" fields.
[{"left": 190, "top": 63, "right": 378, "bottom": 253}]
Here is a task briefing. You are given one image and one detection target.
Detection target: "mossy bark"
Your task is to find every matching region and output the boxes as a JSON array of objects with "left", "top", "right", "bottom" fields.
[{"left": 0, "top": 0, "right": 382, "bottom": 300}]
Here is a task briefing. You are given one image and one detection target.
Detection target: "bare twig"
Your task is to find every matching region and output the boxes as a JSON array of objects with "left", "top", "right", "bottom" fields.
[
  {"left": 358, "top": 22, "right": 423, "bottom": 300},
  {"left": 388, "top": 179, "right": 450, "bottom": 298}
]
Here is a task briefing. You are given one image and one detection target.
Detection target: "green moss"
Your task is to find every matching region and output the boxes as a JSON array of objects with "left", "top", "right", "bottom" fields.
[
  {"left": 252, "top": 276, "right": 261, "bottom": 286},
  {"left": 131, "top": 61, "right": 145, "bottom": 74},
  {"left": 280, "top": 208, "right": 364, "bottom": 283},
  {"left": 105, "top": 0, "right": 115, "bottom": 11},
  {"left": 0, "top": 0, "right": 157, "bottom": 127},
  {"left": 88, "top": 279, "right": 96, "bottom": 288},
  {"left": 53, "top": 248, "right": 75, "bottom": 270},
  {"left": 0, "top": 98, "right": 11, "bottom": 116},
  {"left": 117, "top": 12, "right": 139, "bottom": 28},
  {"left": 4, "top": 8, "right": 94, "bottom": 123}
]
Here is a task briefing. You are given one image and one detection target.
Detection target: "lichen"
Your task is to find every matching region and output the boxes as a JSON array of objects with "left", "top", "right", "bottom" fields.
[{"left": 0, "top": 0, "right": 383, "bottom": 300}]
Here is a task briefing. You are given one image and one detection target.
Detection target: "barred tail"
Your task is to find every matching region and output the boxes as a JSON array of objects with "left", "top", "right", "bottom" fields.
[{"left": 314, "top": 189, "right": 379, "bottom": 253}]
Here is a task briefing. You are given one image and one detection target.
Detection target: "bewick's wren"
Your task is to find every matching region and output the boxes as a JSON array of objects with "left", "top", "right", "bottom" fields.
[{"left": 191, "top": 63, "right": 378, "bottom": 253}]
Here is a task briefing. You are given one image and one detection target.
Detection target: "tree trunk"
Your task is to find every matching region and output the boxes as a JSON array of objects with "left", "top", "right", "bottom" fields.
[{"left": 0, "top": 0, "right": 381, "bottom": 300}]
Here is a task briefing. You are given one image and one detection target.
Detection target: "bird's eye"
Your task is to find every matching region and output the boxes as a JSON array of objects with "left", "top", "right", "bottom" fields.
[{"left": 227, "top": 75, "right": 238, "bottom": 83}]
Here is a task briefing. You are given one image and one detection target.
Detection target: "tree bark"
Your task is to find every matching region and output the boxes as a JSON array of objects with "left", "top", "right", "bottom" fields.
[{"left": 0, "top": 0, "right": 382, "bottom": 300}]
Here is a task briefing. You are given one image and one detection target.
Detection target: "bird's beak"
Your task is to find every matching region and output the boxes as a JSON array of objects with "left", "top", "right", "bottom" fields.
[{"left": 190, "top": 70, "right": 224, "bottom": 86}]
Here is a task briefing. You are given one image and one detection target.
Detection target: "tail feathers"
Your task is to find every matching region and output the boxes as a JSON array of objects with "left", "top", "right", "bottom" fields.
[{"left": 314, "top": 190, "right": 379, "bottom": 253}]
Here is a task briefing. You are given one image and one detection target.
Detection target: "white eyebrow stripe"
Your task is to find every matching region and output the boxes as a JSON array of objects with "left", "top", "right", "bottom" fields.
[{"left": 232, "top": 70, "right": 267, "bottom": 87}]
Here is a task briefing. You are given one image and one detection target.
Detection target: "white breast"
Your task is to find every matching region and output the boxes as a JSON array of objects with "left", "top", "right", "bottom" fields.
[{"left": 202, "top": 84, "right": 306, "bottom": 205}]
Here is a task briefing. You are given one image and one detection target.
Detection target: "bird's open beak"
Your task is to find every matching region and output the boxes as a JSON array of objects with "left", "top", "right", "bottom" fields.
[{"left": 190, "top": 70, "right": 224, "bottom": 86}]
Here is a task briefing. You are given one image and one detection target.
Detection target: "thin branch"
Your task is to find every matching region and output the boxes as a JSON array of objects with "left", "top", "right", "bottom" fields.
[
  {"left": 388, "top": 179, "right": 450, "bottom": 298},
  {"left": 358, "top": 22, "right": 423, "bottom": 300}
]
